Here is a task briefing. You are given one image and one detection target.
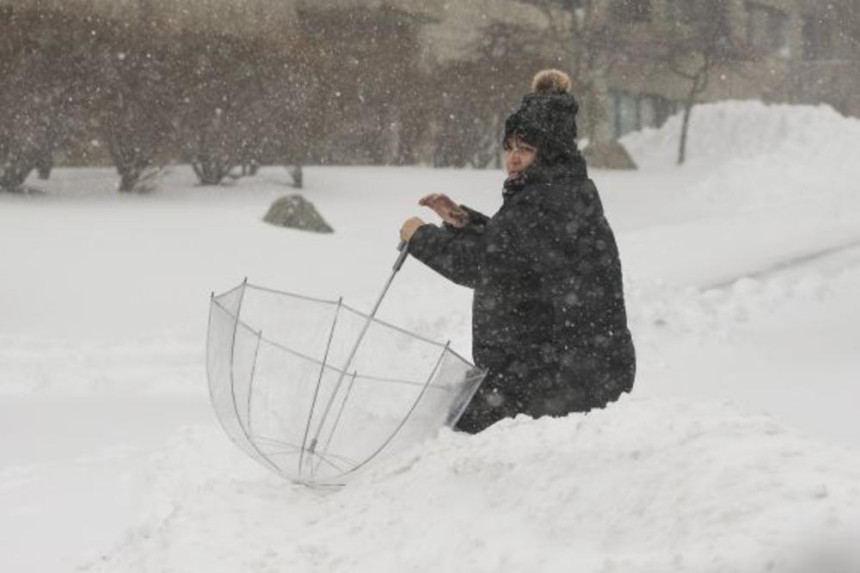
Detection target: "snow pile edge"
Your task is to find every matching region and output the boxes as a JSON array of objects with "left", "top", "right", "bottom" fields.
[
  {"left": 622, "top": 101, "right": 860, "bottom": 207},
  {"left": 87, "top": 397, "right": 860, "bottom": 573}
]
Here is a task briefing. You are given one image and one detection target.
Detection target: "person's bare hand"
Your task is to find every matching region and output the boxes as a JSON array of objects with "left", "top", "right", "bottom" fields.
[
  {"left": 400, "top": 217, "right": 425, "bottom": 242},
  {"left": 419, "top": 193, "right": 468, "bottom": 228}
]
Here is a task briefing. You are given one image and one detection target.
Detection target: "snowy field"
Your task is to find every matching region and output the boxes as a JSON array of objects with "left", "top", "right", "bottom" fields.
[{"left": 2, "top": 101, "right": 860, "bottom": 572}]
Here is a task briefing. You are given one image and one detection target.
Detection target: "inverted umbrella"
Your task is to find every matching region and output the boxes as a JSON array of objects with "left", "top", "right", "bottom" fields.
[{"left": 206, "top": 243, "right": 486, "bottom": 487}]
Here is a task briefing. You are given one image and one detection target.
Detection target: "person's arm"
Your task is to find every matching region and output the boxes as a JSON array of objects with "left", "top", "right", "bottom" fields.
[
  {"left": 407, "top": 223, "right": 485, "bottom": 289},
  {"left": 457, "top": 205, "right": 490, "bottom": 230}
]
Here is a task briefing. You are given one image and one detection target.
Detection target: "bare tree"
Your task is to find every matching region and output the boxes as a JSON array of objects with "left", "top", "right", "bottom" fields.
[
  {"left": 96, "top": 23, "right": 178, "bottom": 192},
  {"left": 0, "top": 83, "right": 53, "bottom": 191},
  {"left": 660, "top": 0, "right": 752, "bottom": 164},
  {"left": 175, "top": 33, "right": 248, "bottom": 185},
  {"left": 0, "top": 7, "right": 93, "bottom": 192}
]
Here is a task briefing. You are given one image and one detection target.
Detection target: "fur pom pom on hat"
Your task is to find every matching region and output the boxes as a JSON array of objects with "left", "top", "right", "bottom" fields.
[{"left": 531, "top": 69, "right": 572, "bottom": 95}]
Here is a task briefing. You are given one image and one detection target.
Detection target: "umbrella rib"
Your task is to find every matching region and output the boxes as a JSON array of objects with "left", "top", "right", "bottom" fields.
[
  {"left": 223, "top": 284, "right": 284, "bottom": 477},
  {"left": 298, "top": 298, "right": 343, "bottom": 478},
  {"left": 314, "top": 370, "right": 359, "bottom": 476},
  {"left": 244, "top": 283, "right": 340, "bottom": 306},
  {"left": 228, "top": 283, "right": 450, "bottom": 350},
  {"left": 210, "top": 301, "right": 446, "bottom": 390},
  {"left": 339, "top": 302, "right": 448, "bottom": 348},
  {"left": 254, "top": 436, "right": 359, "bottom": 466},
  {"left": 262, "top": 448, "right": 349, "bottom": 473},
  {"left": 246, "top": 329, "right": 263, "bottom": 436},
  {"left": 335, "top": 342, "right": 450, "bottom": 480},
  {"left": 254, "top": 333, "right": 451, "bottom": 389}
]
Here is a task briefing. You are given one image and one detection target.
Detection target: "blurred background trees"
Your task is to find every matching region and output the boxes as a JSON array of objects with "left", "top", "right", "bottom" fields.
[
  {"left": 432, "top": 22, "right": 547, "bottom": 168},
  {"left": 1, "top": 0, "right": 859, "bottom": 192},
  {"left": 0, "top": 2, "right": 439, "bottom": 191},
  {"left": 0, "top": 7, "right": 102, "bottom": 191}
]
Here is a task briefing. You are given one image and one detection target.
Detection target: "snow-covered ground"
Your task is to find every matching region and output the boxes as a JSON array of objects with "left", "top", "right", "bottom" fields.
[{"left": 2, "top": 101, "right": 860, "bottom": 572}]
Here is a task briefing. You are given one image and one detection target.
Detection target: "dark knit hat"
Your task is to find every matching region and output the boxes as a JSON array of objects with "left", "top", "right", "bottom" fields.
[{"left": 504, "top": 70, "right": 581, "bottom": 167}]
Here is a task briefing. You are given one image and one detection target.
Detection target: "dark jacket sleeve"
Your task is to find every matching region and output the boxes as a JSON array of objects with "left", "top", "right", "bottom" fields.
[
  {"left": 407, "top": 206, "right": 489, "bottom": 289},
  {"left": 460, "top": 205, "right": 490, "bottom": 228}
]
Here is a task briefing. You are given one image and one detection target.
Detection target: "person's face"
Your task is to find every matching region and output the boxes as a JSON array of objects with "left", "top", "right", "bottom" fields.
[{"left": 504, "top": 136, "right": 536, "bottom": 179}]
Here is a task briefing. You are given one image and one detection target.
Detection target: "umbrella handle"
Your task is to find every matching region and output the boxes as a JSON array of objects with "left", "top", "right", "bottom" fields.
[
  {"left": 306, "top": 240, "right": 410, "bottom": 465},
  {"left": 393, "top": 240, "right": 409, "bottom": 271}
]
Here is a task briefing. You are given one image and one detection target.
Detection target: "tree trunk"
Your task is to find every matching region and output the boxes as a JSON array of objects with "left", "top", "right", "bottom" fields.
[
  {"left": 189, "top": 127, "right": 234, "bottom": 185},
  {"left": 119, "top": 168, "right": 141, "bottom": 192},
  {"left": 678, "top": 74, "right": 704, "bottom": 165},
  {"left": 678, "top": 100, "right": 693, "bottom": 165},
  {"left": 289, "top": 164, "right": 303, "bottom": 189},
  {"left": 0, "top": 161, "right": 34, "bottom": 192},
  {"left": 586, "top": 74, "right": 612, "bottom": 146},
  {"left": 192, "top": 156, "right": 232, "bottom": 186},
  {"left": 115, "top": 154, "right": 151, "bottom": 192}
]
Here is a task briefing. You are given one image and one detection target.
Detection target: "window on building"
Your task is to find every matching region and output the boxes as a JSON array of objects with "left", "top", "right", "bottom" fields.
[
  {"left": 610, "top": 89, "right": 677, "bottom": 138},
  {"left": 802, "top": 14, "right": 833, "bottom": 60},
  {"left": 616, "top": 92, "right": 639, "bottom": 136},
  {"left": 610, "top": 0, "right": 652, "bottom": 23},
  {"left": 745, "top": 2, "right": 789, "bottom": 56},
  {"left": 640, "top": 97, "right": 657, "bottom": 129}
]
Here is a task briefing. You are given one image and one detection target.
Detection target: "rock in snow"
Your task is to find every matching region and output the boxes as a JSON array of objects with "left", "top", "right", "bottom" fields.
[{"left": 263, "top": 194, "right": 334, "bottom": 233}]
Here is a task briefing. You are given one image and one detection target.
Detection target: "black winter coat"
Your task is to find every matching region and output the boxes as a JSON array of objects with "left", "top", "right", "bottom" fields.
[{"left": 409, "top": 167, "right": 635, "bottom": 432}]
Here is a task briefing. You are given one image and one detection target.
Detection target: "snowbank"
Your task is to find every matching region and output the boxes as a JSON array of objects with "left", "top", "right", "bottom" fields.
[
  {"left": 87, "top": 397, "right": 860, "bottom": 573},
  {"left": 615, "top": 101, "right": 860, "bottom": 288},
  {"left": 623, "top": 100, "right": 860, "bottom": 208},
  {"left": 624, "top": 100, "right": 860, "bottom": 169}
]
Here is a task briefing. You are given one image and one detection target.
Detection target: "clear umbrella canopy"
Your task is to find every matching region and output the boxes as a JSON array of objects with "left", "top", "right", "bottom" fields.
[{"left": 207, "top": 280, "right": 485, "bottom": 487}]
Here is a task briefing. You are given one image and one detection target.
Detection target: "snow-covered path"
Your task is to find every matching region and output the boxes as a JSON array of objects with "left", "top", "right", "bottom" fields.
[
  {"left": 0, "top": 396, "right": 212, "bottom": 572},
  {"left": 2, "top": 102, "right": 860, "bottom": 572}
]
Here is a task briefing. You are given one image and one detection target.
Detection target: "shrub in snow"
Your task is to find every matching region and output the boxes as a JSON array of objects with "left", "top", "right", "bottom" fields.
[{"left": 263, "top": 194, "right": 333, "bottom": 233}]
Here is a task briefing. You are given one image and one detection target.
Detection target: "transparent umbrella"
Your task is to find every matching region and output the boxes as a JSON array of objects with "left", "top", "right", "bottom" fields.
[{"left": 206, "top": 243, "right": 485, "bottom": 487}]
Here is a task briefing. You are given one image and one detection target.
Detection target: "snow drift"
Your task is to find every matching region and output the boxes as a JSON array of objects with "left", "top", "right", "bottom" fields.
[
  {"left": 623, "top": 100, "right": 860, "bottom": 207},
  {"left": 88, "top": 397, "right": 860, "bottom": 573}
]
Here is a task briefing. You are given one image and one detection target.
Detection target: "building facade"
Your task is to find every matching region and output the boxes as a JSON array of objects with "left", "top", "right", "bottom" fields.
[
  {"left": 597, "top": 0, "right": 858, "bottom": 137},
  {"left": 5, "top": 0, "right": 856, "bottom": 141}
]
